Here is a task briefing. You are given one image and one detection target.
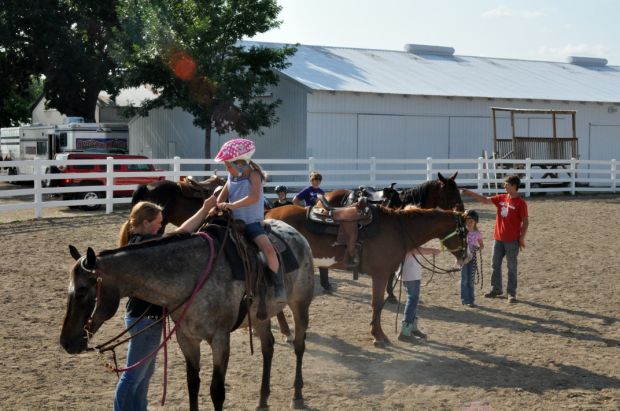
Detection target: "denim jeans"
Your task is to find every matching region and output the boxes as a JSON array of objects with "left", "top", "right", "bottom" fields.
[
  {"left": 113, "top": 315, "right": 162, "bottom": 411},
  {"left": 403, "top": 280, "right": 421, "bottom": 324},
  {"left": 460, "top": 260, "right": 476, "bottom": 305},
  {"left": 491, "top": 240, "right": 520, "bottom": 297}
]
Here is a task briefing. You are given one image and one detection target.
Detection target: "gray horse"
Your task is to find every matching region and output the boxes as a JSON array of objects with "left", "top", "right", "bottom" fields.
[{"left": 60, "top": 220, "right": 314, "bottom": 411}]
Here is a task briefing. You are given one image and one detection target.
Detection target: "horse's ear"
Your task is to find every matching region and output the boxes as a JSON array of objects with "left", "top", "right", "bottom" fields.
[
  {"left": 437, "top": 172, "right": 446, "bottom": 183},
  {"left": 390, "top": 182, "right": 397, "bottom": 189},
  {"left": 69, "top": 245, "right": 81, "bottom": 261},
  {"left": 449, "top": 171, "right": 458, "bottom": 180},
  {"left": 85, "top": 247, "right": 97, "bottom": 269}
]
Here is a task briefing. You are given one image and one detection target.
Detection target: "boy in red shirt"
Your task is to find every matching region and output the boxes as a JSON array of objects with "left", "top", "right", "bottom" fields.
[{"left": 460, "top": 175, "right": 529, "bottom": 303}]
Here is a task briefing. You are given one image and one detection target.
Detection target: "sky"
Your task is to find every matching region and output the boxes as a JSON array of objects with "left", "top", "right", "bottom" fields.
[{"left": 249, "top": 0, "right": 620, "bottom": 65}]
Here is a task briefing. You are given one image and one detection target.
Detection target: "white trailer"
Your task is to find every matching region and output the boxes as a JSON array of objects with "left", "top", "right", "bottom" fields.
[
  {"left": 1, "top": 126, "right": 21, "bottom": 159},
  {"left": 16, "top": 121, "right": 129, "bottom": 174}
]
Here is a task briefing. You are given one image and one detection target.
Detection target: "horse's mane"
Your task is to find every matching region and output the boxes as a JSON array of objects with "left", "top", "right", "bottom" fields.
[
  {"left": 399, "top": 180, "right": 436, "bottom": 206},
  {"left": 99, "top": 232, "right": 195, "bottom": 256}
]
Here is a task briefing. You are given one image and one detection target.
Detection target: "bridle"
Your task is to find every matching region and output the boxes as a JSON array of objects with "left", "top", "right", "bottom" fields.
[
  {"left": 438, "top": 213, "right": 468, "bottom": 262},
  {"left": 77, "top": 256, "right": 102, "bottom": 345}
]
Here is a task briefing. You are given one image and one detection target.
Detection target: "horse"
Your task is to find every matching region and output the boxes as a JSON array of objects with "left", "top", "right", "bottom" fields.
[
  {"left": 323, "top": 172, "right": 463, "bottom": 211},
  {"left": 131, "top": 176, "right": 226, "bottom": 233},
  {"left": 319, "top": 172, "right": 464, "bottom": 296},
  {"left": 265, "top": 204, "right": 467, "bottom": 347},
  {"left": 59, "top": 220, "right": 314, "bottom": 411}
]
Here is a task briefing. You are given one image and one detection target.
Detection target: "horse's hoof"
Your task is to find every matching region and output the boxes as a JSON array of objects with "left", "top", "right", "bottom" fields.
[
  {"left": 321, "top": 283, "right": 333, "bottom": 293},
  {"left": 291, "top": 398, "right": 305, "bottom": 409},
  {"left": 256, "top": 404, "right": 269, "bottom": 411},
  {"left": 284, "top": 332, "right": 294, "bottom": 344},
  {"left": 373, "top": 339, "right": 386, "bottom": 348},
  {"left": 385, "top": 295, "right": 397, "bottom": 304}
]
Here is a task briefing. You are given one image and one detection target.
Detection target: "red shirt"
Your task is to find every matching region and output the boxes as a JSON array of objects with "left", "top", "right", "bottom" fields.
[{"left": 491, "top": 194, "right": 528, "bottom": 242}]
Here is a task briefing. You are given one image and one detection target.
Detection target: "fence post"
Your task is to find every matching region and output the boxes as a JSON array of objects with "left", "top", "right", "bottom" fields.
[
  {"left": 33, "top": 158, "right": 43, "bottom": 218},
  {"left": 570, "top": 157, "right": 576, "bottom": 195},
  {"left": 477, "top": 157, "right": 484, "bottom": 194},
  {"left": 612, "top": 159, "right": 617, "bottom": 193},
  {"left": 106, "top": 157, "right": 114, "bottom": 214},
  {"left": 370, "top": 157, "right": 376, "bottom": 188},
  {"left": 524, "top": 158, "right": 531, "bottom": 197},
  {"left": 173, "top": 156, "right": 181, "bottom": 182},
  {"left": 308, "top": 156, "right": 315, "bottom": 174},
  {"left": 426, "top": 157, "right": 432, "bottom": 181}
]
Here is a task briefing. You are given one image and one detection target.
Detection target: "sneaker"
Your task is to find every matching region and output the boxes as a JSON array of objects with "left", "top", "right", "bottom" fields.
[
  {"left": 507, "top": 295, "right": 517, "bottom": 303},
  {"left": 484, "top": 290, "right": 503, "bottom": 298},
  {"left": 465, "top": 303, "right": 477, "bottom": 308}
]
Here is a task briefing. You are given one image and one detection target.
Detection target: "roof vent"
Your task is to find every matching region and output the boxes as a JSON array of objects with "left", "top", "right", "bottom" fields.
[
  {"left": 404, "top": 44, "right": 455, "bottom": 56},
  {"left": 567, "top": 56, "right": 608, "bottom": 66}
]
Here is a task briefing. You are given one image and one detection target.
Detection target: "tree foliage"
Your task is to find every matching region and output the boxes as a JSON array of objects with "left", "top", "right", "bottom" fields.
[
  {"left": 114, "top": 0, "right": 296, "bottom": 157},
  {"left": 1, "top": 0, "right": 123, "bottom": 123}
]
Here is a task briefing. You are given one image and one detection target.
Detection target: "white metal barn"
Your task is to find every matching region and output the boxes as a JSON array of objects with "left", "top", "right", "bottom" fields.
[{"left": 128, "top": 42, "right": 620, "bottom": 171}]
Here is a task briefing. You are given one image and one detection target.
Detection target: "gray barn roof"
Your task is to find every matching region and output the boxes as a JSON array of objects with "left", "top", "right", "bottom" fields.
[{"left": 247, "top": 42, "right": 620, "bottom": 104}]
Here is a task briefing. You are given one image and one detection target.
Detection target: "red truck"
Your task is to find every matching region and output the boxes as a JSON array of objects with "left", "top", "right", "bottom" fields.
[{"left": 47, "top": 152, "right": 165, "bottom": 210}]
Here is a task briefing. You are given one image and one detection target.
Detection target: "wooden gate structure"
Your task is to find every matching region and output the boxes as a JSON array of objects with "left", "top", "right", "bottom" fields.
[{"left": 492, "top": 107, "right": 579, "bottom": 182}]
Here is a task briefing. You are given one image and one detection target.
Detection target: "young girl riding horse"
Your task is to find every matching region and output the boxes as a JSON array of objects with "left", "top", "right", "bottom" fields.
[{"left": 214, "top": 138, "right": 285, "bottom": 301}]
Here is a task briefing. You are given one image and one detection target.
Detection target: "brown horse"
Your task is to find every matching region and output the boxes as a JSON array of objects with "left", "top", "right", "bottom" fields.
[
  {"left": 131, "top": 176, "right": 226, "bottom": 233},
  {"left": 266, "top": 204, "right": 467, "bottom": 346},
  {"left": 324, "top": 172, "right": 463, "bottom": 211},
  {"left": 320, "top": 172, "right": 464, "bottom": 296},
  {"left": 60, "top": 220, "right": 315, "bottom": 411}
]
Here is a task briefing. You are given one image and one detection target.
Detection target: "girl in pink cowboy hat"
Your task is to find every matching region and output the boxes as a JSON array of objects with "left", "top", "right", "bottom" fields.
[{"left": 214, "top": 138, "right": 285, "bottom": 302}]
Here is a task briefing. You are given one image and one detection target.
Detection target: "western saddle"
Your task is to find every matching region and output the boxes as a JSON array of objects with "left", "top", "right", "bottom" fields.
[{"left": 308, "top": 195, "right": 374, "bottom": 267}]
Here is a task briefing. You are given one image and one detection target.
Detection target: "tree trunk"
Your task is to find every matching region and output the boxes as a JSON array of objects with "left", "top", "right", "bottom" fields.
[{"left": 204, "top": 124, "right": 212, "bottom": 170}]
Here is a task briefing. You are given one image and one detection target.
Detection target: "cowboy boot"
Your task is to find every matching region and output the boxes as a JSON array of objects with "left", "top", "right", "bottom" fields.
[
  {"left": 398, "top": 321, "right": 416, "bottom": 342},
  {"left": 411, "top": 318, "right": 427, "bottom": 339}
]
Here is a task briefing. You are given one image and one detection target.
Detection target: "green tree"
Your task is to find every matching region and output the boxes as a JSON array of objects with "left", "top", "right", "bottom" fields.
[
  {"left": 1, "top": 0, "right": 123, "bottom": 124},
  {"left": 115, "top": 0, "right": 296, "bottom": 158},
  {"left": 0, "top": 1, "right": 41, "bottom": 126},
  {"left": 35, "top": 0, "right": 123, "bottom": 121}
]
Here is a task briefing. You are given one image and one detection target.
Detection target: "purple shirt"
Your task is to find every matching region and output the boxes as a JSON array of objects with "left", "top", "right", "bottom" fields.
[{"left": 294, "top": 186, "right": 325, "bottom": 206}]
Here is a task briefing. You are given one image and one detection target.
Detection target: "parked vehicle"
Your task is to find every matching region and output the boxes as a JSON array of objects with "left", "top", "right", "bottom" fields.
[
  {"left": 15, "top": 120, "right": 129, "bottom": 175},
  {"left": 48, "top": 152, "right": 164, "bottom": 210}
]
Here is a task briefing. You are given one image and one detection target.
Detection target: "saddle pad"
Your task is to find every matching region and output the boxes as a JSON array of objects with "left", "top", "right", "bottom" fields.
[
  {"left": 200, "top": 224, "right": 245, "bottom": 281},
  {"left": 266, "top": 229, "right": 300, "bottom": 274}
]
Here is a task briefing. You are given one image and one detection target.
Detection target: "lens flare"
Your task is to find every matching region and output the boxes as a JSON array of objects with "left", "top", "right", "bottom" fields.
[{"left": 169, "top": 51, "right": 196, "bottom": 81}]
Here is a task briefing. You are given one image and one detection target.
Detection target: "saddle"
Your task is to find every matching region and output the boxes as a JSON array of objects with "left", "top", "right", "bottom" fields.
[
  {"left": 203, "top": 217, "right": 298, "bottom": 321},
  {"left": 179, "top": 176, "right": 223, "bottom": 199},
  {"left": 344, "top": 183, "right": 397, "bottom": 207},
  {"left": 308, "top": 196, "right": 374, "bottom": 267}
]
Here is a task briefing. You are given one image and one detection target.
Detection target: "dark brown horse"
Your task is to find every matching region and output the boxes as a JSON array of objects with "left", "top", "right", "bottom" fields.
[
  {"left": 324, "top": 172, "right": 463, "bottom": 211},
  {"left": 60, "top": 220, "right": 314, "bottom": 411},
  {"left": 266, "top": 204, "right": 467, "bottom": 347},
  {"left": 131, "top": 176, "right": 226, "bottom": 233}
]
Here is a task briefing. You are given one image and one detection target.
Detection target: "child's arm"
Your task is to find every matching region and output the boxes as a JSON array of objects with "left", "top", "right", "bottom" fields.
[
  {"left": 477, "top": 237, "right": 484, "bottom": 250},
  {"left": 460, "top": 188, "right": 493, "bottom": 205}
]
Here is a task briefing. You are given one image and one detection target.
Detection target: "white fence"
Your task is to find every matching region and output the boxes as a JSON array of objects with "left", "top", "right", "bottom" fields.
[{"left": 1, "top": 156, "right": 617, "bottom": 219}]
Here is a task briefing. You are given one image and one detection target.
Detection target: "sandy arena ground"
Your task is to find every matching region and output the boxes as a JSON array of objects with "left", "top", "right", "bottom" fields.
[{"left": 0, "top": 195, "right": 618, "bottom": 410}]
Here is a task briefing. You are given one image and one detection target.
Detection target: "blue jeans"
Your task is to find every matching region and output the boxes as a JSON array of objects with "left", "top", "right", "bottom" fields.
[
  {"left": 461, "top": 260, "right": 476, "bottom": 305},
  {"left": 113, "top": 315, "right": 162, "bottom": 411},
  {"left": 491, "top": 240, "right": 520, "bottom": 297},
  {"left": 403, "top": 280, "right": 421, "bottom": 324}
]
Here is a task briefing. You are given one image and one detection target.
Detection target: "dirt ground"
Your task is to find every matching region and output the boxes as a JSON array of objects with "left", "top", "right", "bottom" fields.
[{"left": 0, "top": 195, "right": 619, "bottom": 410}]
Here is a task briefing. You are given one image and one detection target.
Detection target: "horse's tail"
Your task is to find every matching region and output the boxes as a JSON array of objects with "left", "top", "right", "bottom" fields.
[{"left": 131, "top": 184, "right": 150, "bottom": 207}]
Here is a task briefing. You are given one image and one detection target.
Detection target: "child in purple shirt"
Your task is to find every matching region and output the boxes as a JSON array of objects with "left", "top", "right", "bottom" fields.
[{"left": 293, "top": 171, "right": 325, "bottom": 207}]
